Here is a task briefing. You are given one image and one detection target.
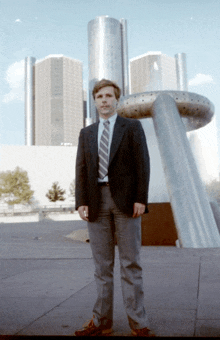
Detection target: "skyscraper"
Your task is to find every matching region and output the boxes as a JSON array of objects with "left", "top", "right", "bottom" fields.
[
  {"left": 130, "top": 52, "right": 188, "bottom": 94},
  {"left": 88, "top": 16, "right": 129, "bottom": 122},
  {"left": 25, "top": 57, "right": 36, "bottom": 146},
  {"left": 25, "top": 55, "right": 85, "bottom": 146}
]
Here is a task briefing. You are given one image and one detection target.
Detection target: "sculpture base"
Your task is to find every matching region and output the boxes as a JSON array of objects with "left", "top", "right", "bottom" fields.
[{"left": 141, "top": 203, "right": 178, "bottom": 246}]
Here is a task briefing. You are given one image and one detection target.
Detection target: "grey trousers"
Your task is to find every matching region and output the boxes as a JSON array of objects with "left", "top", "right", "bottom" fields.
[{"left": 87, "top": 185, "right": 150, "bottom": 330}]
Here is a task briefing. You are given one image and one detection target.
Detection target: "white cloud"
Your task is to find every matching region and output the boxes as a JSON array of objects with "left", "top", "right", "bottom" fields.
[
  {"left": 15, "top": 19, "right": 22, "bottom": 23},
  {"left": 189, "top": 73, "right": 214, "bottom": 87},
  {"left": 3, "top": 60, "right": 24, "bottom": 103}
]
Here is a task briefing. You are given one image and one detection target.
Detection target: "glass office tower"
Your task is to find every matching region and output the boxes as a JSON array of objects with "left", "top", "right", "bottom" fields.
[
  {"left": 129, "top": 52, "right": 186, "bottom": 93},
  {"left": 34, "top": 55, "right": 84, "bottom": 146},
  {"left": 25, "top": 55, "right": 85, "bottom": 146}
]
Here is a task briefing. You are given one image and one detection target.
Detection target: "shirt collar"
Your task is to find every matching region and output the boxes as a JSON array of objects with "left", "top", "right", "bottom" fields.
[{"left": 99, "top": 113, "right": 117, "bottom": 125}]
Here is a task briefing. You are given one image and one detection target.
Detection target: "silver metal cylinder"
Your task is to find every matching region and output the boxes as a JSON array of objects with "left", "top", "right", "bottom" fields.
[
  {"left": 120, "top": 18, "right": 129, "bottom": 96},
  {"left": 85, "top": 117, "right": 93, "bottom": 127},
  {"left": 175, "top": 53, "right": 188, "bottom": 91},
  {"left": 151, "top": 93, "right": 220, "bottom": 248},
  {"left": 25, "top": 57, "right": 36, "bottom": 145},
  {"left": 88, "top": 16, "right": 129, "bottom": 122}
]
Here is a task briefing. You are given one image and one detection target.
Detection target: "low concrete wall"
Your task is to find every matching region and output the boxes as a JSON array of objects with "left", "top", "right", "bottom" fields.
[
  {"left": 0, "top": 212, "right": 81, "bottom": 223},
  {"left": 46, "top": 212, "right": 81, "bottom": 221},
  {"left": 0, "top": 214, "right": 39, "bottom": 223}
]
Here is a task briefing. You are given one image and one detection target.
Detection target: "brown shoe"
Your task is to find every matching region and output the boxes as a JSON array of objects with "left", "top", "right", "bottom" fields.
[
  {"left": 131, "top": 327, "right": 155, "bottom": 337},
  {"left": 74, "top": 317, "right": 112, "bottom": 336}
]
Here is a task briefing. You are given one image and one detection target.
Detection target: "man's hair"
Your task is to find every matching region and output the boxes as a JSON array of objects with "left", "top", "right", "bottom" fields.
[{"left": 92, "top": 79, "right": 121, "bottom": 100}]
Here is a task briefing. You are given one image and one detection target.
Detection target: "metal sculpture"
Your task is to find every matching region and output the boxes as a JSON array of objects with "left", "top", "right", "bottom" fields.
[{"left": 117, "top": 90, "right": 220, "bottom": 248}]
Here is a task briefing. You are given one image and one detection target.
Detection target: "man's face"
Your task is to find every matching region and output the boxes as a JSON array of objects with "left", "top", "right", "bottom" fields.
[{"left": 94, "top": 86, "right": 118, "bottom": 119}]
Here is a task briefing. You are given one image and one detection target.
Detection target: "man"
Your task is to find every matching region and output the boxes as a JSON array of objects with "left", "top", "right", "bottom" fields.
[{"left": 74, "top": 79, "right": 154, "bottom": 337}]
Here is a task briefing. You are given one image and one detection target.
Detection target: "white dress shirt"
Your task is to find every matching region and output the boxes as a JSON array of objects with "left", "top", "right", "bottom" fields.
[{"left": 98, "top": 113, "right": 117, "bottom": 182}]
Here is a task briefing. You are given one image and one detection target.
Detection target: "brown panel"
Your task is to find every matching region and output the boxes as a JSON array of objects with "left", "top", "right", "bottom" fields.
[{"left": 141, "top": 203, "right": 178, "bottom": 246}]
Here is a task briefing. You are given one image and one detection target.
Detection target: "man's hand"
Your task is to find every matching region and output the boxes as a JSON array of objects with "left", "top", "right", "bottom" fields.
[
  {"left": 78, "top": 206, "right": 89, "bottom": 221},
  {"left": 133, "top": 202, "right": 146, "bottom": 218}
]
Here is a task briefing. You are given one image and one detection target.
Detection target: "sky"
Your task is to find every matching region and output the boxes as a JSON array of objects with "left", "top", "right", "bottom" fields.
[{"left": 1, "top": 0, "right": 220, "bottom": 165}]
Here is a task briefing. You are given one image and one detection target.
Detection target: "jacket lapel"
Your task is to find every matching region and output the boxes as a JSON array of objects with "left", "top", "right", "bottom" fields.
[
  {"left": 109, "top": 115, "right": 127, "bottom": 166},
  {"left": 88, "top": 122, "right": 99, "bottom": 166}
]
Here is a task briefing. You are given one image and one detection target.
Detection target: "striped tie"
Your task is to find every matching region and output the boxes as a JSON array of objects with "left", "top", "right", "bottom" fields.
[{"left": 98, "top": 120, "right": 110, "bottom": 179}]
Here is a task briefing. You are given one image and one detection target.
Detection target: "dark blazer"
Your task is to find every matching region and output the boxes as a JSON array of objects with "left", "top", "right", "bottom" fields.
[{"left": 75, "top": 115, "right": 150, "bottom": 222}]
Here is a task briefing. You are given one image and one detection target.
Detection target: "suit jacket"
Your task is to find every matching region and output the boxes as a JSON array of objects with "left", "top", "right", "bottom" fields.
[{"left": 75, "top": 115, "right": 150, "bottom": 222}]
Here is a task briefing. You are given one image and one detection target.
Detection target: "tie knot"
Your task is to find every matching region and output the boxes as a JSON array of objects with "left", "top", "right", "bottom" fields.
[{"left": 104, "top": 120, "right": 110, "bottom": 128}]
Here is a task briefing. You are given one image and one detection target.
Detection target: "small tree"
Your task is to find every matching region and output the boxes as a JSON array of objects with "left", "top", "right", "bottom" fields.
[
  {"left": 46, "top": 182, "right": 66, "bottom": 202},
  {"left": 69, "top": 179, "right": 75, "bottom": 200},
  {"left": 0, "top": 167, "right": 34, "bottom": 206}
]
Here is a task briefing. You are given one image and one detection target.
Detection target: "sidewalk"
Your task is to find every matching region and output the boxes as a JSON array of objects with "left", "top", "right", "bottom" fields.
[{"left": 0, "top": 219, "right": 220, "bottom": 336}]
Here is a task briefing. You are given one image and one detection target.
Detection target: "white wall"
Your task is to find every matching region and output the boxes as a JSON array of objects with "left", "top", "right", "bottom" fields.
[
  {"left": 0, "top": 146, "right": 77, "bottom": 206},
  {"left": 187, "top": 118, "right": 220, "bottom": 184},
  {"left": 140, "top": 119, "right": 169, "bottom": 202}
]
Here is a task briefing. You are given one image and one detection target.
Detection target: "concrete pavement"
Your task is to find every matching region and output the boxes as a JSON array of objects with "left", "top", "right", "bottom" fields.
[{"left": 0, "top": 216, "right": 220, "bottom": 337}]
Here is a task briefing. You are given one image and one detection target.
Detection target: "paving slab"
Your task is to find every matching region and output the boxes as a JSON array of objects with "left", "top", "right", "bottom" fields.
[
  {"left": 0, "top": 259, "right": 95, "bottom": 299},
  {"left": 142, "top": 261, "right": 199, "bottom": 310},
  {"left": 0, "top": 297, "right": 62, "bottom": 335},
  {"left": 0, "top": 220, "right": 92, "bottom": 259},
  {"left": 148, "top": 309, "right": 196, "bottom": 337},
  {"left": 195, "top": 319, "right": 220, "bottom": 337},
  {"left": 17, "top": 281, "right": 98, "bottom": 336},
  {"left": 197, "top": 255, "right": 220, "bottom": 319}
]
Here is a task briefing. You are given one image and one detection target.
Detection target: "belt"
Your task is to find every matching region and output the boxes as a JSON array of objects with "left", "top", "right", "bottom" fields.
[{"left": 98, "top": 182, "right": 110, "bottom": 186}]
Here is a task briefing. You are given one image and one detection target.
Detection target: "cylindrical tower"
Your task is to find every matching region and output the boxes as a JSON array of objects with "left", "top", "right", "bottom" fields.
[
  {"left": 120, "top": 18, "right": 129, "bottom": 96},
  {"left": 175, "top": 53, "right": 188, "bottom": 91},
  {"left": 85, "top": 117, "right": 93, "bottom": 127},
  {"left": 25, "top": 56, "right": 36, "bottom": 145},
  {"left": 88, "top": 16, "right": 129, "bottom": 122}
]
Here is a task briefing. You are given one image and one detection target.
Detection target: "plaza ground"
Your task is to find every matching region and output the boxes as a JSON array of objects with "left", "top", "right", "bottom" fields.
[{"left": 0, "top": 214, "right": 220, "bottom": 337}]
